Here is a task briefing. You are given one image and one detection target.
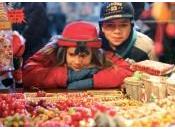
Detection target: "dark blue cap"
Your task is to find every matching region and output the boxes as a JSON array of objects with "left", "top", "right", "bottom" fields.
[{"left": 99, "top": 2, "right": 134, "bottom": 22}]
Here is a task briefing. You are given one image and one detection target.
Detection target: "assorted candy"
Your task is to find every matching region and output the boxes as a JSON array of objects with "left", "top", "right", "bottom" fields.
[{"left": 0, "top": 91, "right": 175, "bottom": 127}]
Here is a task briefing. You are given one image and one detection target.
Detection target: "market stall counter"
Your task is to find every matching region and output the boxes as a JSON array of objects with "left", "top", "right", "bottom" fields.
[{"left": 1, "top": 88, "right": 175, "bottom": 127}]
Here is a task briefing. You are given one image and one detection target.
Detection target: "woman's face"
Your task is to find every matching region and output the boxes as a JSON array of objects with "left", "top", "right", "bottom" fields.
[
  {"left": 66, "top": 47, "right": 92, "bottom": 71},
  {"left": 102, "top": 18, "right": 131, "bottom": 49}
]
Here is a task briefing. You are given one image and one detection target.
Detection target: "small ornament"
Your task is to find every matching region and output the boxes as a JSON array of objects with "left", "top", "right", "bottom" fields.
[{"left": 150, "top": 93, "right": 157, "bottom": 102}]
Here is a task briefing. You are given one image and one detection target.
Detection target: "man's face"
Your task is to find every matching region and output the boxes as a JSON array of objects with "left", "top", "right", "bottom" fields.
[
  {"left": 102, "top": 18, "right": 131, "bottom": 49},
  {"left": 66, "top": 47, "right": 92, "bottom": 71}
]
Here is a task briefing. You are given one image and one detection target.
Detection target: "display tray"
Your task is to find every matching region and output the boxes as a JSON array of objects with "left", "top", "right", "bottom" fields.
[
  {"left": 0, "top": 88, "right": 140, "bottom": 107},
  {"left": 22, "top": 89, "right": 145, "bottom": 110},
  {"left": 24, "top": 89, "right": 125, "bottom": 103}
]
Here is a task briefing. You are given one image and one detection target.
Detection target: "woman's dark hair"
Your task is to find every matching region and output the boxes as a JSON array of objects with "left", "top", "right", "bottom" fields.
[
  {"left": 56, "top": 47, "right": 67, "bottom": 66},
  {"left": 56, "top": 46, "right": 112, "bottom": 69}
]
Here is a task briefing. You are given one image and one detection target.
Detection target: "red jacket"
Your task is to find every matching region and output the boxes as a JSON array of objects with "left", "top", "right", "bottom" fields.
[{"left": 23, "top": 43, "right": 133, "bottom": 89}]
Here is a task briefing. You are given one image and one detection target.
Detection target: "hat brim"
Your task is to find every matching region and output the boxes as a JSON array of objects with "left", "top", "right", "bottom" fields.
[
  {"left": 99, "top": 14, "right": 133, "bottom": 22},
  {"left": 58, "top": 38, "right": 102, "bottom": 48}
]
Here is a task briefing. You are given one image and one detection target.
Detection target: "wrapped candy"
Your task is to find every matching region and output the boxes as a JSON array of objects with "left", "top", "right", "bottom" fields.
[{"left": 0, "top": 31, "right": 14, "bottom": 72}]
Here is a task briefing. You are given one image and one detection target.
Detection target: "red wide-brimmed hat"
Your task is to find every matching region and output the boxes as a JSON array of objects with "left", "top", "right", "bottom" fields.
[{"left": 57, "top": 21, "right": 102, "bottom": 48}]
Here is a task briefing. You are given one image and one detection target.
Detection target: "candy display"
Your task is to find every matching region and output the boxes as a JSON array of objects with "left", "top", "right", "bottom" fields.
[
  {"left": 0, "top": 90, "right": 175, "bottom": 127},
  {"left": 0, "top": 3, "right": 14, "bottom": 72}
]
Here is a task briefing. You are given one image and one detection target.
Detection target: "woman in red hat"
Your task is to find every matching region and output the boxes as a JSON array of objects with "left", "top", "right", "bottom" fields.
[{"left": 22, "top": 20, "right": 133, "bottom": 89}]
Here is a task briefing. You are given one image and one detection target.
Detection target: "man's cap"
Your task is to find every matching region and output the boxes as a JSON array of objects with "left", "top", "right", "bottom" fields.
[{"left": 99, "top": 2, "right": 134, "bottom": 22}]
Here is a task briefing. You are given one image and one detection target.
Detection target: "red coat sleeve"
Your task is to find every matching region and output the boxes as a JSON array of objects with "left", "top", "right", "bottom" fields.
[
  {"left": 22, "top": 44, "right": 68, "bottom": 89},
  {"left": 93, "top": 53, "right": 133, "bottom": 89}
]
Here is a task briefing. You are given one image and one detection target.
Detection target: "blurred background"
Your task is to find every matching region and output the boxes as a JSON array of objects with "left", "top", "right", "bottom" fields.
[{"left": 10, "top": 2, "right": 175, "bottom": 64}]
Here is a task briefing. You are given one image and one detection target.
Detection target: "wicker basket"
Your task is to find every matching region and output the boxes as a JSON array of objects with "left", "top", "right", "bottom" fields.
[
  {"left": 124, "top": 77, "right": 143, "bottom": 100},
  {"left": 141, "top": 74, "right": 167, "bottom": 100},
  {"left": 166, "top": 83, "right": 175, "bottom": 96},
  {"left": 124, "top": 73, "right": 167, "bottom": 102}
]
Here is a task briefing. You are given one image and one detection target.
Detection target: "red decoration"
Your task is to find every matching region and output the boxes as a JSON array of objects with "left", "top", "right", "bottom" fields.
[
  {"left": 154, "top": 23, "right": 165, "bottom": 56},
  {"left": 155, "top": 42, "right": 163, "bottom": 56},
  {"left": 7, "top": 9, "right": 25, "bottom": 24},
  {"left": 166, "top": 23, "right": 175, "bottom": 38}
]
